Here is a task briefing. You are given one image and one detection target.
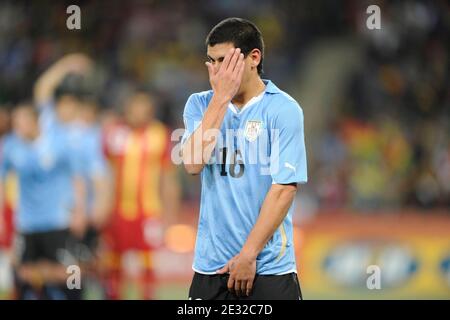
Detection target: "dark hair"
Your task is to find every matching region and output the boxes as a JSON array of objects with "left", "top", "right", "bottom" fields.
[
  {"left": 206, "top": 17, "right": 264, "bottom": 75},
  {"left": 54, "top": 73, "right": 90, "bottom": 101}
]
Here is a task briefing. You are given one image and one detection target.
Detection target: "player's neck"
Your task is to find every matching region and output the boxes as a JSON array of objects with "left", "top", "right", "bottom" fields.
[
  {"left": 23, "top": 126, "right": 40, "bottom": 142},
  {"left": 232, "top": 76, "right": 265, "bottom": 108}
]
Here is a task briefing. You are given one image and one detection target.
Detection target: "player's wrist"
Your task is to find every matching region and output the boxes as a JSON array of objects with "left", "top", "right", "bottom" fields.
[
  {"left": 211, "top": 92, "right": 232, "bottom": 106},
  {"left": 240, "top": 245, "right": 259, "bottom": 261}
]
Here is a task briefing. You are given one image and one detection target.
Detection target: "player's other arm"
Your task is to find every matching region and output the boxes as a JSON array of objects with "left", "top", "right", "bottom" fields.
[
  {"left": 70, "top": 175, "right": 87, "bottom": 238},
  {"left": 219, "top": 102, "right": 307, "bottom": 297},
  {"left": 242, "top": 183, "right": 297, "bottom": 258},
  {"left": 68, "top": 148, "right": 88, "bottom": 238},
  {"left": 90, "top": 172, "right": 113, "bottom": 230},
  {"left": 218, "top": 183, "right": 297, "bottom": 296},
  {"left": 88, "top": 139, "right": 113, "bottom": 230},
  {"left": 181, "top": 48, "right": 245, "bottom": 175},
  {"left": 33, "top": 53, "right": 92, "bottom": 106}
]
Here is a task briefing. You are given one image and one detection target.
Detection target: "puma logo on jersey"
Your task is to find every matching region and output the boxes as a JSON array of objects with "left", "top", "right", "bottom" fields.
[{"left": 284, "top": 162, "right": 296, "bottom": 174}]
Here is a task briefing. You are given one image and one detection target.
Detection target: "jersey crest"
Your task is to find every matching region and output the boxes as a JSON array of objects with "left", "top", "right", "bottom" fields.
[{"left": 244, "top": 120, "right": 263, "bottom": 142}]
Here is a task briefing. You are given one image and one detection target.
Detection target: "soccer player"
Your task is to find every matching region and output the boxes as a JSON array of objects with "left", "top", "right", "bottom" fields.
[
  {"left": 34, "top": 54, "right": 111, "bottom": 297},
  {"left": 68, "top": 97, "right": 112, "bottom": 298},
  {"left": 181, "top": 18, "right": 307, "bottom": 300},
  {"left": 34, "top": 54, "right": 111, "bottom": 238},
  {"left": 76, "top": 97, "right": 112, "bottom": 248},
  {"left": 34, "top": 54, "right": 92, "bottom": 132},
  {"left": 102, "top": 90, "right": 180, "bottom": 299},
  {"left": 0, "top": 103, "right": 86, "bottom": 299}
]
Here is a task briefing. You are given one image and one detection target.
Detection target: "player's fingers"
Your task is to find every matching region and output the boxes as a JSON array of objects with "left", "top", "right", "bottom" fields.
[
  {"left": 227, "top": 276, "right": 235, "bottom": 293},
  {"left": 235, "top": 280, "right": 241, "bottom": 296},
  {"left": 216, "top": 263, "right": 229, "bottom": 274},
  {"left": 205, "top": 61, "right": 214, "bottom": 78},
  {"left": 227, "top": 48, "right": 241, "bottom": 72},
  {"left": 246, "top": 278, "right": 253, "bottom": 296},
  {"left": 241, "top": 280, "right": 247, "bottom": 296},
  {"left": 236, "top": 57, "right": 245, "bottom": 81},
  {"left": 232, "top": 53, "right": 245, "bottom": 76},
  {"left": 220, "top": 48, "right": 235, "bottom": 73}
]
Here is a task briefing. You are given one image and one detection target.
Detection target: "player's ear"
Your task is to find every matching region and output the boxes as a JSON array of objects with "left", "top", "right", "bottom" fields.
[{"left": 248, "top": 48, "right": 261, "bottom": 72}]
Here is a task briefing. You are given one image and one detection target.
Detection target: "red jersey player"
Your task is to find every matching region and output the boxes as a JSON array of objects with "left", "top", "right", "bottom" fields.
[{"left": 102, "top": 90, "right": 180, "bottom": 299}]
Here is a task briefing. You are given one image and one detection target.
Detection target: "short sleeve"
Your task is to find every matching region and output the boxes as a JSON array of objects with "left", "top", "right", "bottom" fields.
[
  {"left": 38, "top": 100, "right": 58, "bottom": 131},
  {"left": 68, "top": 149, "right": 84, "bottom": 177},
  {"left": 269, "top": 102, "right": 308, "bottom": 185},
  {"left": 85, "top": 132, "right": 108, "bottom": 177},
  {"left": 64, "top": 133, "right": 85, "bottom": 178},
  {"left": 181, "top": 94, "right": 204, "bottom": 145}
]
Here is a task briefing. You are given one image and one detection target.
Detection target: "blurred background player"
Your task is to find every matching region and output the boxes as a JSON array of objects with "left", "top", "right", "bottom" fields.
[
  {"left": 34, "top": 54, "right": 92, "bottom": 132},
  {"left": 102, "top": 90, "right": 180, "bottom": 299},
  {"left": 33, "top": 54, "right": 112, "bottom": 297},
  {"left": 0, "top": 103, "right": 86, "bottom": 299},
  {"left": 75, "top": 96, "right": 112, "bottom": 255}
]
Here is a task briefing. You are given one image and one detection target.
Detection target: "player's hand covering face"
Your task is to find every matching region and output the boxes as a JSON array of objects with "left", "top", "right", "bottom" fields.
[{"left": 205, "top": 46, "right": 245, "bottom": 102}]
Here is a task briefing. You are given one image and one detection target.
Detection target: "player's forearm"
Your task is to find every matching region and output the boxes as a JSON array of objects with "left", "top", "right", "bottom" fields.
[
  {"left": 72, "top": 176, "right": 87, "bottom": 218},
  {"left": 34, "top": 54, "right": 91, "bottom": 105},
  {"left": 182, "top": 94, "right": 229, "bottom": 174},
  {"left": 34, "top": 62, "right": 70, "bottom": 105},
  {"left": 91, "top": 175, "right": 112, "bottom": 229},
  {"left": 241, "top": 184, "right": 298, "bottom": 259},
  {"left": 70, "top": 176, "right": 87, "bottom": 237}
]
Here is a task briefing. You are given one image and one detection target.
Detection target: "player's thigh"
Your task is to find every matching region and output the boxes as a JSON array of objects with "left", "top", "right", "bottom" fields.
[
  {"left": 189, "top": 273, "right": 236, "bottom": 300},
  {"left": 14, "top": 232, "right": 39, "bottom": 266},
  {"left": 14, "top": 233, "right": 44, "bottom": 283},
  {"left": 244, "top": 273, "right": 302, "bottom": 300}
]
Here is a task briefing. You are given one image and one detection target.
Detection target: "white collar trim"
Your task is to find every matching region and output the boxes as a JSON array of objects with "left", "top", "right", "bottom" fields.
[{"left": 228, "top": 90, "right": 265, "bottom": 114}]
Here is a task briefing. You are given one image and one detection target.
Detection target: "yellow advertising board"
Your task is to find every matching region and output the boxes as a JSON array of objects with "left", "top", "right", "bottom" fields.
[{"left": 295, "top": 212, "right": 450, "bottom": 299}]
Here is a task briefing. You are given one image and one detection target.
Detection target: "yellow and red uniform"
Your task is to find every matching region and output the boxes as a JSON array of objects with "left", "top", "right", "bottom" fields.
[
  {"left": 102, "top": 120, "right": 172, "bottom": 253},
  {"left": 102, "top": 120, "right": 173, "bottom": 299},
  {"left": 1, "top": 173, "right": 16, "bottom": 248}
]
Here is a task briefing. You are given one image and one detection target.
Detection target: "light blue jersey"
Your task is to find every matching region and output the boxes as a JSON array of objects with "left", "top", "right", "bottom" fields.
[
  {"left": 182, "top": 80, "right": 307, "bottom": 275},
  {"left": 39, "top": 100, "right": 61, "bottom": 132},
  {"left": 39, "top": 100, "right": 108, "bottom": 216},
  {"left": 67, "top": 124, "right": 108, "bottom": 216},
  {"left": 0, "top": 128, "right": 83, "bottom": 233}
]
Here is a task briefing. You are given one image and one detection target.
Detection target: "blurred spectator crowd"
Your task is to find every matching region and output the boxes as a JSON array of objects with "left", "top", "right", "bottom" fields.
[
  {"left": 314, "top": 1, "right": 449, "bottom": 210},
  {"left": 0, "top": 0, "right": 448, "bottom": 211}
]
